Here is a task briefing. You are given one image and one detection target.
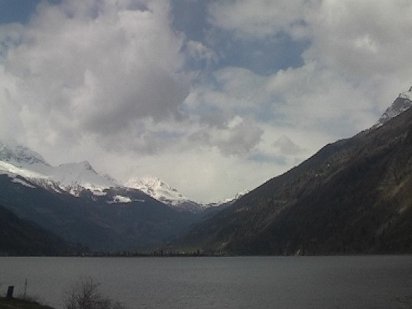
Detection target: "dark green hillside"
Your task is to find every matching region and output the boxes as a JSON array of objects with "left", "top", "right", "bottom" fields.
[
  {"left": 182, "top": 107, "right": 412, "bottom": 255},
  {"left": 0, "top": 204, "right": 71, "bottom": 256}
]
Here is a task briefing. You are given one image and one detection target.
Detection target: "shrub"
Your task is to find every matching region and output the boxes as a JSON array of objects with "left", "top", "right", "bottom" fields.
[{"left": 64, "top": 277, "right": 125, "bottom": 309}]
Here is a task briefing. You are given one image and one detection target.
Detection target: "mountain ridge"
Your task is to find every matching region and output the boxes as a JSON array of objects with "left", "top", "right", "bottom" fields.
[
  {"left": 0, "top": 141, "right": 230, "bottom": 212},
  {"left": 0, "top": 172, "right": 200, "bottom": 251},
  {"left": 0, "top": 144, "right": 205, "bottom": 251}
]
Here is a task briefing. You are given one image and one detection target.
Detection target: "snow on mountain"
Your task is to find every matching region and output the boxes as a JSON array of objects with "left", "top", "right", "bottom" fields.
[
  {"left": 0, "top": 160, "right": 48, "bottom": 180},
  {"left": 224, "top": 190, "right": 249, "bottom": 204},
  {"left": 399, "top": 86, "right": 412, "bottom": 101},
  {"left": 0, "top": 142, "right": 185, "bottom": 207},
  {"left": 108, "top": 195, "right": 133, "bottom": 204},
  {"left": 0, "top": 141, "right": 118, "bottom": 196},
  {"left": 125, "top": 176, "right": 211, "bottom": 212},
  {"left": 205, "top": 190, "right": 249, "bottom": 208},
  {"left": 50, "top": 161, "right": 118, "bottom": 192},
  {"left": 125, "top": 176, "right": 247, "bottom": 212},
  {"left": 375, "top": 86, "right": 412, "bottom": 127},
  {"left": 125, "top": 176, "right": 188, "bottom": 206},
  {"left": 0, "top": 141, "right": 246, "bottom": 210},
  {"left": 0, "top": 142, "right": 48, "bottom": 166},
  {"left": 10, "top": 177, "right": 37, "bottom": 188}
]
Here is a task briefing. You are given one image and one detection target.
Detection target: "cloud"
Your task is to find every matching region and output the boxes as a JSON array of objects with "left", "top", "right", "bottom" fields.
[
  {"left": 264, "top": 62, "right": 380, "bottom": 135},
  {"left": 110, "top": 148, "right": 287, "bottom": 202},
  {"left": 206, "top": 0, "right": 412, "bottom": 133},
  {"left": 185, "top": 40, "right": 217, "bottom": 64},
  {"left": 304, "top": 1, "right": 412, "bottom": 84},
  {"left": 211, "top": 116, "right": 263, "bottom": 156},
  {"left": 208, "top": 0, "right": 312, "bottom": 39},
  {"left": 211, "top": 1, "right": 412, "bottom": 94},
  {"left": 184, "top": 67, "right": 270, "bottom": 128},
  {"left": 0, "top": 0, "right": 188, "bottom": 146},
  {"left": 273, "top": 135, "right": 304, "bottom": 156}
]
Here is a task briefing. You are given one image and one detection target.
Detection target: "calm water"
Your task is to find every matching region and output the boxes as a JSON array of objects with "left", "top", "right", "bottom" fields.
[{"left": 0, "top": 256, "right": 411, "bottom": 309}]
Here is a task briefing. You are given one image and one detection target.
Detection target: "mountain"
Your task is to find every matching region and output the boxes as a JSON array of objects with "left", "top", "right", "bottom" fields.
[
  {"left": 181, "top": 89, "right": 412, "bottom": 255},
  {"left": 0, "top": 203, "right": 74, "bottom": 256},
  {"left": 0, "top": 142, "right": 219, "bottom": 213},
  {"left": 0, "top": 173, "right": 200, "bottom": 251},
  {"left": 125, "top": 176, "right": 205, "bottom": 213},
  {"left": 0, "top": 143, "right": 47, "bottom": 165},
  {"left": 375, "top": 86, "right": 412, "bottom": 126},
  {"left": 124, "top": 176, "right": 242, "bottom": 213},
  {"left": 0, "top": 144, "right": 201, "bottom": 251},
  {"left": 125, "top": 177, "right": 187, "bottom": 204},
  {"left": 49, "top": 161, "right": 117, "bottom": 193},
  {"left": 0, "top": 142, "right": 118, "bottom": 196}
]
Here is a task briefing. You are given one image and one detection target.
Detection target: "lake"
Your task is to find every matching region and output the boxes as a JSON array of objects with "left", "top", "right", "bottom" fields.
[{"left": 0, "top": 256, "right": 411, "bottom": 308}]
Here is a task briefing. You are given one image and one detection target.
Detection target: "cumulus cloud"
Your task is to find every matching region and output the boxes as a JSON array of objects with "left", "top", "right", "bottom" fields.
[{"left": 0, "top": 0, "right": 188, "bottom": 147}]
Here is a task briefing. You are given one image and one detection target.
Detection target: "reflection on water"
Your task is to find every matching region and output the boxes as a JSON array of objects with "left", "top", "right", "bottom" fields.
[{"left": 0, "top": 256, "right": 411, "bottom": 309}]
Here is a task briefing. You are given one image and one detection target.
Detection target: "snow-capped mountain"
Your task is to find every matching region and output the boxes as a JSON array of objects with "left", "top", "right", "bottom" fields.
[
  {"left": 0, "top": 163, "right": 200, "bottom": 252},
  {"left": 375, "top": 86, "right": 412, "bottom": 127},
  {"left": 0, "top": 144, "right": 234, "bottom": 252},
  {"left": 0, "top": 141, "right": 118, "bottom": 196},
  {"left": 126, "top": 176, "right": 187, "bottom": 205},
  {"left": 206, "top": 190, "right": 249, "bottom": 207},
  {"left": 0, "top": 141, "right": 243, "bottom": 212},
  {"left": 0, "top": 142, "right": 205, "bottom": 211},
  {"left": 125, "top": 176, "right": 206, "bottom": 212},
  {"left": 50, "top": 161, "right": 118, "bottom": 193},
  {"left": 125, "top": 176, "right": 248, "bottom": 213},
  {"left": 0, "top": 142, "right": 48, "bottom": 166},
  {"left": 0, "top": 142, "right": 52, "bottom": 182}
]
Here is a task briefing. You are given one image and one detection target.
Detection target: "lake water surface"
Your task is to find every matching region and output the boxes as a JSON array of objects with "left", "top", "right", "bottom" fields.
[{"left": 0, "top": 256, "right": 411, "bottom": 309}]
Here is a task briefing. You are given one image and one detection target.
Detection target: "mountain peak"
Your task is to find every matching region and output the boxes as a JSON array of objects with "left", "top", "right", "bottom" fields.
[
  {"left": 0, "top": 141, "right": 49, "bottom": 166},
  {"left": 399, "top": 86, "right": 412, "bottom": 100},
  {"left": 0, "top": 142, "right": 118, "bottom": 195},
  {"left": 52, "top": 161, "right": 117, "bottom": 190},
  {"left": 375, "top": 86, "right": 412, "bottom": 127},
  {"left": 125, "top": 176, "right": 186, "bottom": 204}
]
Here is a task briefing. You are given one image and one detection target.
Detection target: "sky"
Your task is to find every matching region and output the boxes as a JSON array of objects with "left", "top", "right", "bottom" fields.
[{"left": 0, "top": 0, "right": 412, "bottom": 203}]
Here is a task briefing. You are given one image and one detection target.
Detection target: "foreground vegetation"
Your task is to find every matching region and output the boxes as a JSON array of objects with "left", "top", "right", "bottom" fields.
[
  {"left": 0, "top": 297, "right": 54, "bottom": 309},
  {"left": 65, "top": 277, "right": 125, "bottom": 309},
  {"left": 0, "top": 278, "right": 125, "bottom": 309}
]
